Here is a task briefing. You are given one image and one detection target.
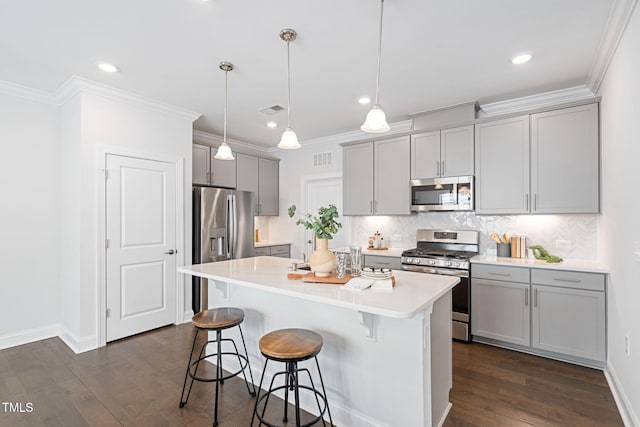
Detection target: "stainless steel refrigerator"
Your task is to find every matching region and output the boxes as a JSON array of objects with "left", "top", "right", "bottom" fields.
[{"left": 192, "top": 186, "right": 255, "bottom": 312}]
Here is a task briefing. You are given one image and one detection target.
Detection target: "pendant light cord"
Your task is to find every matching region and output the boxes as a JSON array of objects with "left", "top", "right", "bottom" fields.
[
  {"left": 286, "top": 40, "right": 292, "bottom": 128},
  {"left": 223, "top": 69, "right": 228, "bottom": 143},
  {"left": 374, "top": 0, "right": 385, "bottom": 106}
]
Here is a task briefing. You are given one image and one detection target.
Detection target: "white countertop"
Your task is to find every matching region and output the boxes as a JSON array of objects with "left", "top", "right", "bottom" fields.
[
  {"left": 178, "top": 256, "right": 458, "bottom": 318},
  {"left": 471, "top": 255, "right": 609, "bottom": 274},
  {"left": 254, "top": 240, "right": 292, "bottom": 248}
]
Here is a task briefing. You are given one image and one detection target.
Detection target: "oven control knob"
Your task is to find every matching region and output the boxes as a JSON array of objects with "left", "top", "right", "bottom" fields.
[
  {"left": 428, "top": 260, "right": 435, "bottom": 265},
  {"left": 451, "top": 261, "right": 459, "bottom": 267},
  {"left": 446, "top": 261, "right": 452, "bottom": 267},
  {"left": 415, "top": 259, "right": 421, "bottom": 264},
  {"left": 406, "top": 258, "right": 412, "bottom": 263}
]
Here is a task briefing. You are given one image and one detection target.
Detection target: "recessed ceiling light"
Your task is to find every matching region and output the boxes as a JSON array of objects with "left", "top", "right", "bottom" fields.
[
  {"left": 511, "top": 53, "right": 532, "bottom": 65},
  {"left": 97, "top": 62, "right": 120, "bottom": 73},
  {"left": 267, "top": 121, "right": 278, "bottom": 128},
  {"left": 358, "top": 96, "right": 371, "bottom": 105}
]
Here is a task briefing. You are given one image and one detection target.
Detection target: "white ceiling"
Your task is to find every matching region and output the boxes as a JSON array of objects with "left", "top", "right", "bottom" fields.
[{"left": 0, "top": 0, "right": 614, "bottom": 148}]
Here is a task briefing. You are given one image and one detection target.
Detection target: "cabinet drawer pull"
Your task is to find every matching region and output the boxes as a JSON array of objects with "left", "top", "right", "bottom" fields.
[
  {"left": 488, "top": 272, "right": 510, "bottom": 276},
  {"left": 553, "top": 277, "right": 581, "bottom": 283},
  {"left": 374, "top": 261, "right": 390, "bottom": 265}
]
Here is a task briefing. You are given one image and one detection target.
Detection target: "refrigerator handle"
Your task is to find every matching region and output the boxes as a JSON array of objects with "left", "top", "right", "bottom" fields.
[
  {"left": 231, "top": 194, "right": 238, "bottom": 259},
  {"left": 226, "top": 195, "right": 232, "bottom": 259}
]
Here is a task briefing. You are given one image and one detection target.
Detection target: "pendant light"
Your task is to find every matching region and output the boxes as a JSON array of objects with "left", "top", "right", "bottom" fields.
[
  {"left": 277, "top": 28, "right": 301, "bottom": 149},
  {"left": 361, "top": 0, "right": 390, "bottom": 133},
  {"left": 214, "top": 61, "right": 235, "bottom": 160}
]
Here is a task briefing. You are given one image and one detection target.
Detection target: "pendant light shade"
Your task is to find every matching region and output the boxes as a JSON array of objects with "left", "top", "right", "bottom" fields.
[
  {"left": 214, "top": 61, "right": 235, "bottom": 160},
  {"left": 277, "top": 28, "right": 301, "bottom": 150},
  {"left": 361, "top": 0, "right": 390, "bottom": 134}
]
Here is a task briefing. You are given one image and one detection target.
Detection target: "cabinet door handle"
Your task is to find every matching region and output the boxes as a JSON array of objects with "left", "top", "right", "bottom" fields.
[
  {"left": 534, "top": 288, "right": 538, "bottom": 307},
  {"left": 524, "top": 289, "right": 529, "bottom": 306},
  {"left": 370, "top": 200, "right": 373, "bottom": 214},
  {"left": 488, "top": 272, "right": 510, "bottom": 277},
  {"left": 553, "top": 277, "right": 581, "bottom": 283},
  {"left": 525, "top": 193, "right": 529, "bottom": 211},
  {"left": 374, "top": 200, "right": 377, "bottom": 213},
  {"left": 442, "top": 160, "right": 445, "bottom": 176},
  {"left": 534, "top": 193, "right": 537, "bottom": 211},
  {"left": 436, "top": 161, "right": 440, "bottom": 177}
]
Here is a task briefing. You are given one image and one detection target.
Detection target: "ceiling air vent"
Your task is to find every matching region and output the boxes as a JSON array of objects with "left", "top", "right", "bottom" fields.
[
  {"left": 259, "top": 105, "right": 285, "bottom": 115},
  {"left": 313, "top": 152, "right": 333, "bottom": 167}
]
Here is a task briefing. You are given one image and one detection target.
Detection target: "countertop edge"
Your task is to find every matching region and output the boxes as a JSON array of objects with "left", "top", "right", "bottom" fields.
[{"left": 470, "top": 255, "right": 609, "bottom": 274}]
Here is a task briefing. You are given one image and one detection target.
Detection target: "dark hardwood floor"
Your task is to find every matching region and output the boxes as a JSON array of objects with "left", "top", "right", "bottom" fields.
[{"left": 0, "top": 324, "right": 623, "bottom": 426}]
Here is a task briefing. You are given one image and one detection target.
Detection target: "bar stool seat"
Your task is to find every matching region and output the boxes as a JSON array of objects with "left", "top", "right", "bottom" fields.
[
  {"left": 252, "top": 328, "right": 333, "bottom": 427},
  {"left": 179, "top": 307, "right": 255, "bottom": 426}
]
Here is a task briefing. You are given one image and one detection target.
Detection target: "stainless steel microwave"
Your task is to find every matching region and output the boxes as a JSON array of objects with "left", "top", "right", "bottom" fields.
[{"left": 410, "top": 176, "right": 474, "bottom": 212}]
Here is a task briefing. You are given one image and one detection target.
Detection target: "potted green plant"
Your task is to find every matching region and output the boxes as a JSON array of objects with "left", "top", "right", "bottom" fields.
[{"left": 288, "top": 204, "right": 342, "bottom": 277}]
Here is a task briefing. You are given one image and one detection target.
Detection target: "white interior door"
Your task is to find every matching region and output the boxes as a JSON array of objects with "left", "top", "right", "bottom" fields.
[
  {"left": 303, "top": 175, "right": 348, "bottom": 257},
  {"left": 106, "top": 154, "right": 177, "bottom": 342}
]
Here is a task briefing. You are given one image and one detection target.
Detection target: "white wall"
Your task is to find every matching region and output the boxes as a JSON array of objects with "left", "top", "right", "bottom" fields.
[
  {"left": 0, "top": 89, "right": 60, "bottom": 348},
  {"left": 598, "top": 5, "right": 640, "bottom": 425},
  {"left": 57, "top": 79, "right": 197, "bottom": 352},
  {"left": 267, "top": 140, "right": 343, "bottom": 258}
]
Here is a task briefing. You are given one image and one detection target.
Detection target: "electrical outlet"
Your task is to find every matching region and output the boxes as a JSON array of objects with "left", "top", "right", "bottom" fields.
[
  {"left": 555, "top": 239, "right": 572, "bottom": 249},
  {"left": 625, "top": 335, "right": 631, "bottom": 356}
]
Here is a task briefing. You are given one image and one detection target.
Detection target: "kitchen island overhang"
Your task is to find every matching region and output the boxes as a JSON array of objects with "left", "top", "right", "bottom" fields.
[{"left": 178, "top": 256, "right": 459, "bottom": 427}]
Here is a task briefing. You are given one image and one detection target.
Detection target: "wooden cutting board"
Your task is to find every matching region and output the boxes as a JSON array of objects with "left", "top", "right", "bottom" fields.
[
  {"left": 287, "top": 272, "right": 396, "bottom": 286},
  {"left": 287, "top": 272, "right": 352, "bottom": 284}
]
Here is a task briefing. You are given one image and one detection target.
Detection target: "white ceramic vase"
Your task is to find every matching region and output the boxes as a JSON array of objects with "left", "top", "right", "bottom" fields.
[{"left": 309, "top": 237, "right": 336, "bottom": 277}]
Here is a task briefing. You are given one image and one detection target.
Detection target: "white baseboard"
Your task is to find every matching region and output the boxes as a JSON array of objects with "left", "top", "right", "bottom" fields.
[
  {"left": 57, "top": 326, "right": 97, "bottom": 354},
  {"left": 437, "top": 402, "right": 453, "bottom": 427},
  {"left": 180, "top": 310, "right": 194, "bottom": 324},
  {"left": 605, "top": 362, "right": 639, "bottom": 427},
  {"left": 0, "top": 325, "right": 59, "bottom": 351}
]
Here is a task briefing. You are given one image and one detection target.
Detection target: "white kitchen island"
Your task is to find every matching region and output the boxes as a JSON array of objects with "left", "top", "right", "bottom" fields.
[{"left": 178, "top": 256, "right": 459, "bottom": 427}]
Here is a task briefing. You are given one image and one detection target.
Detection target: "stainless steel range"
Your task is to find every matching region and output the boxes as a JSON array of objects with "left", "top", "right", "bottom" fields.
[{"left": 401, "top": 229, "right": 479, "bottom": 342}]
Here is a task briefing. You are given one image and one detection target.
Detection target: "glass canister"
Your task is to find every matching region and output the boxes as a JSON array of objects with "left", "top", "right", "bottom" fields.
[{"left": 350, "top": 246, "right": 362, "bottom": 277}]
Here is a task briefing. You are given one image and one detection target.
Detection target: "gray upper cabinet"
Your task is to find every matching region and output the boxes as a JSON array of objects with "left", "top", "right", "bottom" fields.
[
  {"left": 530, "top": 103, "right": 599, "bottom": 213},
  {"left": 258, "top": 158, "right": 279, "bottom": 216},
  {"left": 475, "top": 116, "right": 530, "bottom": 214},
  {"left": 411, "top": 125, "right": 474, "bottom": 179},
  {"left": 343, "top": 142, "right": 374, "bottom": 215},
  {"left": 192, "top": 143, "right": 237, "bottom": 188},
  {"left": 236, "top": 153, "right": 279, "bottom": 216},
  {"left": 236, "top": 153, "right": 259, "bottom": 194},
  {"left": 344, "top": 136, "right": 410, "bottom": 216},
  {"left": 375, "top": 137, "right": 411, "bottom": 215},
  {"left": 192, "top": 144, "right": 210, "bottom": 185}
]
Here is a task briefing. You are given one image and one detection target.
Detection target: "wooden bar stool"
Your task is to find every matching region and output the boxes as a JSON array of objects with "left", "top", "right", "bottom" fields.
[
  {"left": 179, "top": 307, "right": 256, "bottom": 426},
  {"left": 251, "top": 328, "right": 333, "bottom": 427}
]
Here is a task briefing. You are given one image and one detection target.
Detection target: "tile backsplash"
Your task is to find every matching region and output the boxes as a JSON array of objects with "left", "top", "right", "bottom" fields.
[{"left": 348, "top": 212, "right": 598, "bottom": 260}]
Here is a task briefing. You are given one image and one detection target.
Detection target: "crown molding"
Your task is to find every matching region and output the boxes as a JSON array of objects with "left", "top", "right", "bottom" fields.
[
  {"left": 192, "top": 130, "right": 271, "bottom": 154},
  {"left": 587, "top": 0, "right": 639, "bottom": 93},
  {"left": 478, "top": 86, "right": 596, "bottom": 117},
  {"left": 263, "top": 119, "right": 414, "bottom": 153},
  {"left": 55, "top": 75, "right": 201, "bottom": 122},
  {"left": 0, "top": 79, "right": 57, "bottom": 105}
]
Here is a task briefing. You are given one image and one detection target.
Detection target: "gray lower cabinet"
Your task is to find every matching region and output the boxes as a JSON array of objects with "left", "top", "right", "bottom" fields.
[
  {"left": 236, "top": 153, "right": 279, "bottom": 216},
  {"left": 471, "top": 265, "right": 530, "bottom": 346},
  {"left": 362, "top": 254, "right": 402, "bottom": 270},
  {"left": 192, "top": 143, "right": 237, "bottom": 188},
  {"left": 255, "top": 244, "right": 291, "bottom": 258},
  {"left": 471, "top": 263, "right": 606, "bottom": 364},
  {"left": 343, "top": 136, "right": 410, "bottom": 216}
]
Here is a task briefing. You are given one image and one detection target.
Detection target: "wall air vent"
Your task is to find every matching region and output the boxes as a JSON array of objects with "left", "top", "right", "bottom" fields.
[
  {"left": 313, "top": 152, "right": 333, "bottom": 167},
  {"left": 259, "top": 105, "right": 285, "bottom": 115}
]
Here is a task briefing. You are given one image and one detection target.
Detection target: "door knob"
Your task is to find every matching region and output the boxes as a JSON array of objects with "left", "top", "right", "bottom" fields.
[{"left": 165, "top": 249, "right": 176, "bottom": 255}]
